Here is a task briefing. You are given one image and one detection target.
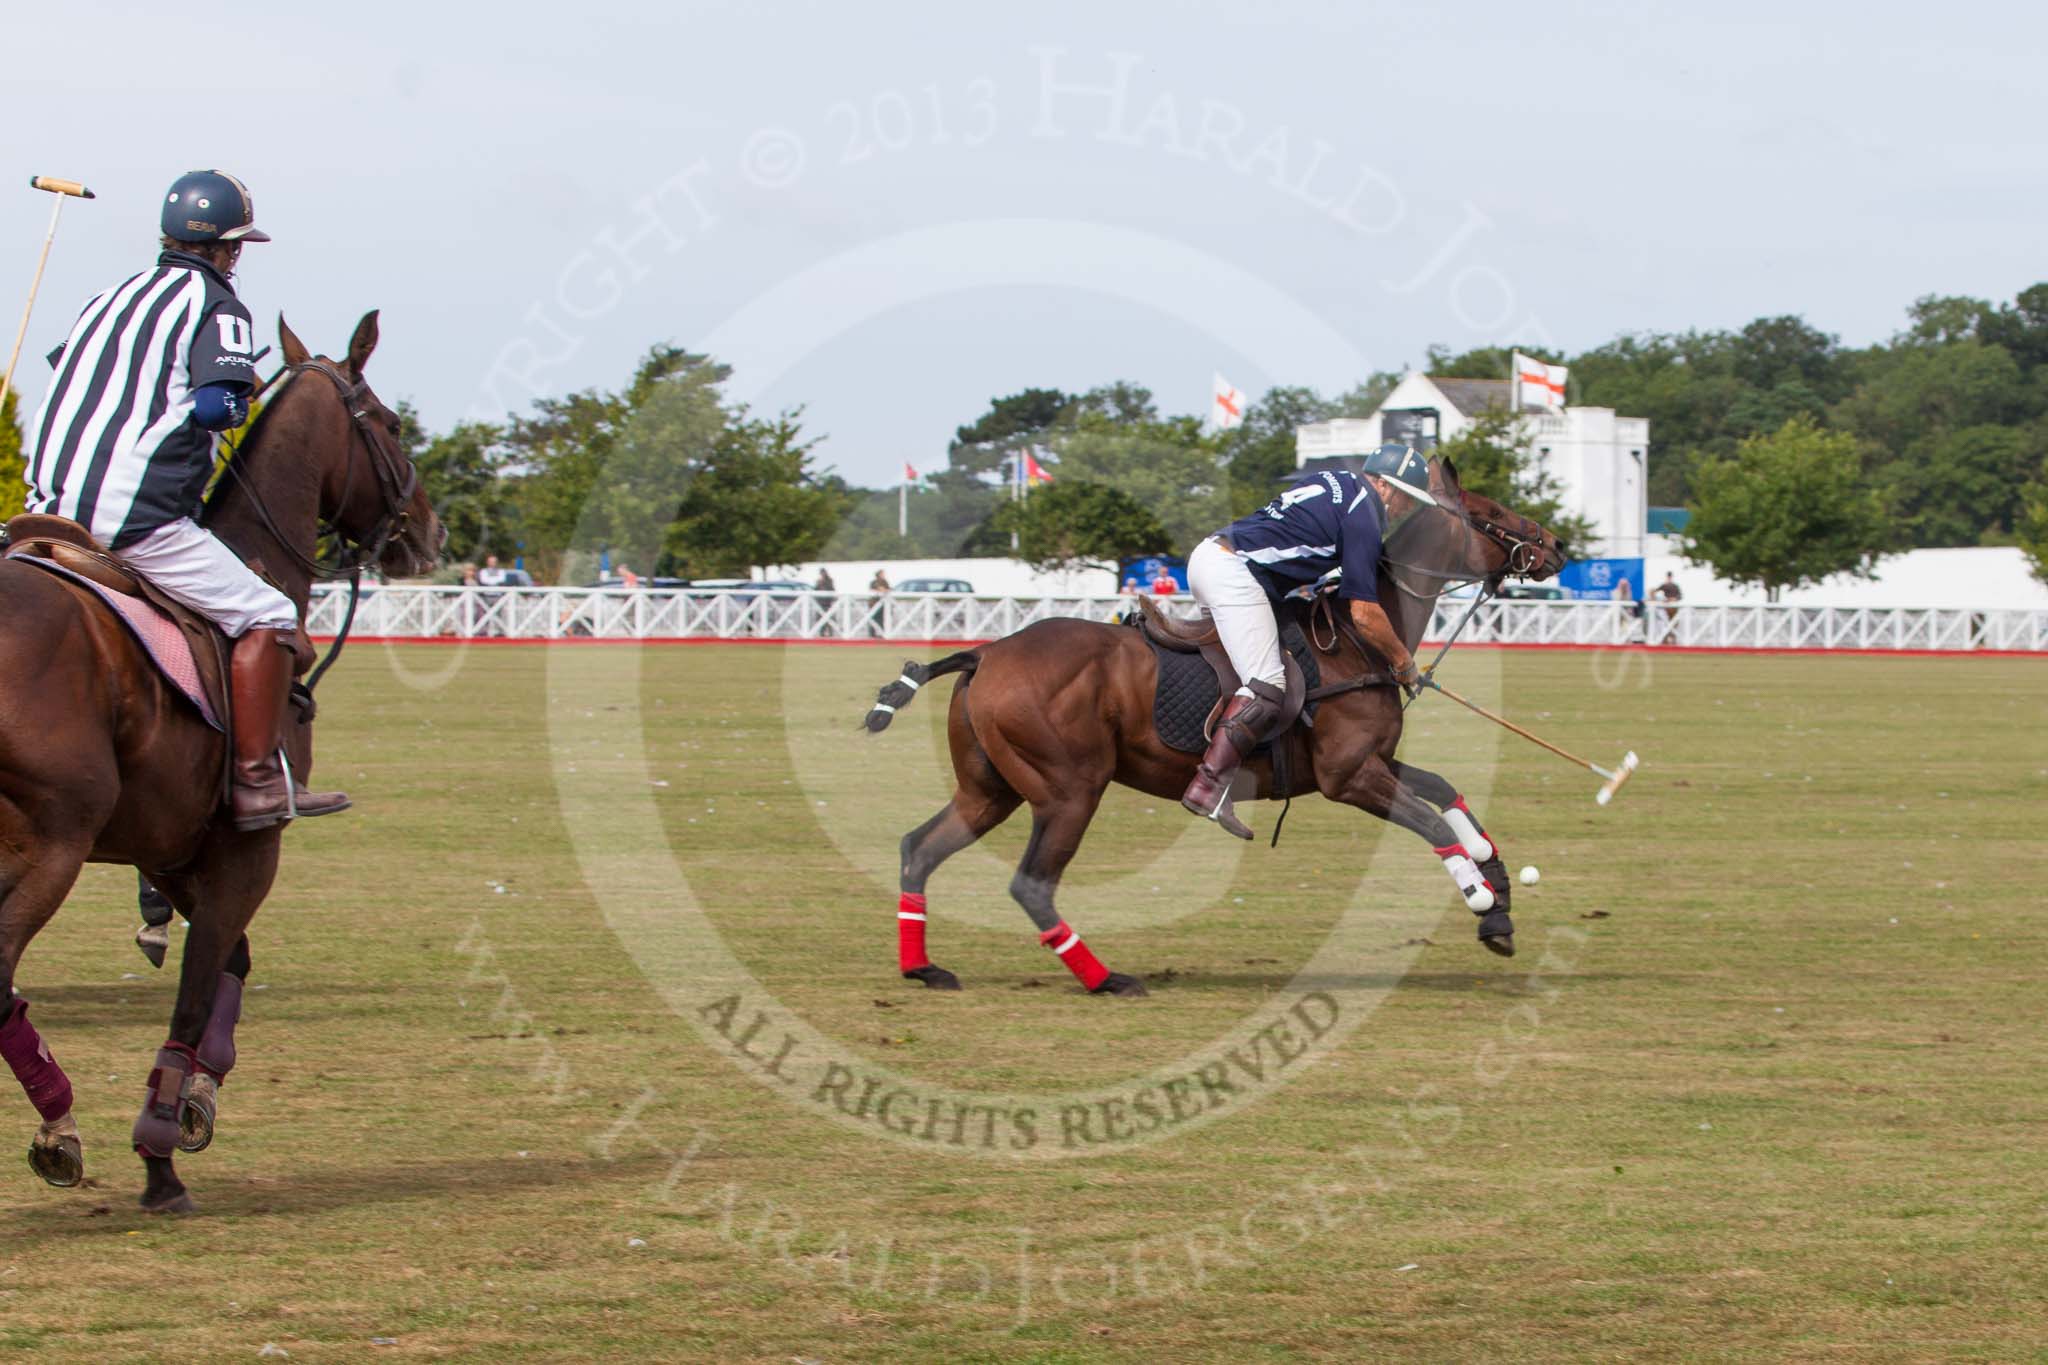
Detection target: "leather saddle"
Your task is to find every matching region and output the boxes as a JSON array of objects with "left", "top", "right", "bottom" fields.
[
  {"left": 3, "top": 513, "right": 234, "bottom": 734},
  {"left": 1135, "top": 595, "right": 1308, "bottom": 747}
]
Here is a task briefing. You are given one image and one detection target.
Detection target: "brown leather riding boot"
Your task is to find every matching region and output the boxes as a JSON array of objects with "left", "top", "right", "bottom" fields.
[
  {"left": 1180, "top": 680, "right": 1283, "bottom": 840},
  {"left": 230, "top": 629, "right": 349, "bottom": 831}
]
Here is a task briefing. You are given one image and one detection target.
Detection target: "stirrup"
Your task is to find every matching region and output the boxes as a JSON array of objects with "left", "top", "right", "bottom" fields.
[{"left": 277, "top": 746, "right": 298, "bottom": 822}]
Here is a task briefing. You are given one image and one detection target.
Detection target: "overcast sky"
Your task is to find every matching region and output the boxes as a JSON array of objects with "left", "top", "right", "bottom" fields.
[{"left": 4, "top": 0, "right": 2040, "bottom": 487}]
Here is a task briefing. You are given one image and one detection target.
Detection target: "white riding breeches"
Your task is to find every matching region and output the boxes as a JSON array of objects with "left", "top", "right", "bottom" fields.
[
  {"left": 1187, "top": 536, "right": 1285, "bottom": 695},
  {"left": 119, "top": 518, "right": 299, "bottom": 637}
]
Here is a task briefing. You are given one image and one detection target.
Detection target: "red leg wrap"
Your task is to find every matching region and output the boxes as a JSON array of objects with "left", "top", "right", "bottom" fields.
[
  {"left": 1432, "top": 842, "right": 1470, "bottom": 861},
  {"left": 1038, "top": 921, "right": 1110, "bottom": 992},
  {"left": 897, "top": 892, "right": 930, "bottom": 973},
  {"left": 0, "top": 999, "right": 74, "bottom": 1122}
]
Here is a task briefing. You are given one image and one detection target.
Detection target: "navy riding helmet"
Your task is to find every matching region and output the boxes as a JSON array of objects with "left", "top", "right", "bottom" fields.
[
  {"left": 161, "top": 170, "right": 271, "bottom": 244},
  {"left": 1360, "top": 442, "right": 1438, "bottom": 507}
]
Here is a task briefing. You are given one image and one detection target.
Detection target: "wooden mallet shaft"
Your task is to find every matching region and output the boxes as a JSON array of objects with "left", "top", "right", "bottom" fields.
[
  {"left": 2, "top": 175, "right": 97, "bottom": 414},
  {"left": 1424, "top": 677, "right": 1639, "bottom": 805}
]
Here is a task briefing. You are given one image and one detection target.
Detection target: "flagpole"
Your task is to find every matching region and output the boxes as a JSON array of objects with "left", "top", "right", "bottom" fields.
[
  {"left": 899, "top": 478, "right": 907, "bottom": 539},
  {"left": 1010, "top": 448, "right": 1022, "bottom": 550}
]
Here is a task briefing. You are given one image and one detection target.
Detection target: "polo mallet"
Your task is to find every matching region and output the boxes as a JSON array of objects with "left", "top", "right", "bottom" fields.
[
  {"left": 1, "top": 176, "right": 96, "bottom": 416},
  {"left": 1423, "top": 676, "right": 1639, "bottom": 806}
]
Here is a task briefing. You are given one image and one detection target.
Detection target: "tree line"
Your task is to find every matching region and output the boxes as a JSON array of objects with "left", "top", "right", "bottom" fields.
[{"left": 3, "top": 283, "right": 2045, "bottom": 590}]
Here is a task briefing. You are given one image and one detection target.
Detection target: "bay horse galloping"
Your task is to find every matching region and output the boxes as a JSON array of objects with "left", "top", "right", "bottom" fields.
[
  {"left": 0, "top": 313, "right": 441, "bottom": 1211},
  {"left": 864, "top": 459, "right": 1566, "bottom": 997}
]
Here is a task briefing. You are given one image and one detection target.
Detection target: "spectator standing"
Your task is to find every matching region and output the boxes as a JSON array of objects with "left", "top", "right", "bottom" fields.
[
  {"left": 814, "top": 567, "right": 838, "bottom": 637},
  {"left": 476, "top": 554, "right": 507, "bottom": 636},
  {"left": 1612, "top": 576, "right": 1638, "bottom": 642},
  {"left": 1651, "top": 572, "right": 1683, "bottom": 644},
  {"left": 1151, "top": 566, "right": 1177, "bottom": 596},
  {"left": 1116, "top": 575, "right": 1141, "bottom": 623},
  {"left": 866, "top": 569, "right": 891, "bottom": 638}
]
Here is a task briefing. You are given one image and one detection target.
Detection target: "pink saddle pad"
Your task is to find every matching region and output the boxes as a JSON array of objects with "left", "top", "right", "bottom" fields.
[{"left": 13, "top": 557, "right": 222, "bottom": 731}]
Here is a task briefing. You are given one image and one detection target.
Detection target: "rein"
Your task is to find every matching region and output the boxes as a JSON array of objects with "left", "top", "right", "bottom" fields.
[
  {"left": 209, "top": 359, "right": 421, "bottom": 695},
  {"left": 211, "top": 359, "right": 418, "bottom": 581}
]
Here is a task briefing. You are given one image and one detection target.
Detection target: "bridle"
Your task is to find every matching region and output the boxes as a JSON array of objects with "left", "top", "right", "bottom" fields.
[
  {"left": 1465, "top": 499, "right": 1551, "bottom": 579},
  {"left": 214, "top": 358, "right": 421, "bottom": 582},
  {"left": 1381, "top": 499, "right": 1549, "bottom": 600},
  {"left": 210, "top": 357, "right": 426, "bottom": 693}
]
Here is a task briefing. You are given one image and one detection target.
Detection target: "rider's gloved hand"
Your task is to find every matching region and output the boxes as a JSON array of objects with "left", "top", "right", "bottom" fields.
[{"left": 1396, "top": 657, "right": 1426, "bottom": 702}]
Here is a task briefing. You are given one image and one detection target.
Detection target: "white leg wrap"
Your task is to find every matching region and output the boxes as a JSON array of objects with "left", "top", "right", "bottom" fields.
[
  {"left": 1440, "top": 849, "right": 1496, "bottom": 912},
  {"left": 1443, "top": 806, "right": 1493, "bottom": 863}
]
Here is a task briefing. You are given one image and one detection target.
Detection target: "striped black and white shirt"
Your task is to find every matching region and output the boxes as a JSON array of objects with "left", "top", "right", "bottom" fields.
[{"left": 24, "top": 250, "right": 257, "bottom": 548}]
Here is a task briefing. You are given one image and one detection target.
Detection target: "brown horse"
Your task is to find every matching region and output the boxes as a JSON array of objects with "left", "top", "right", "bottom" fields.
[
  {"left": 0, "top": 312, "right": 441, "bottom": 1211},
  {"left": 864, "top": 459, "right": 1566, "bottom": 997}
]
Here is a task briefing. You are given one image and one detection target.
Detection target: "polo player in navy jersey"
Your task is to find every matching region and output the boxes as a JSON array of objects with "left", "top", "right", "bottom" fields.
[{"left": 1180, "top": 442, "right": 1436, "bottom": 839}]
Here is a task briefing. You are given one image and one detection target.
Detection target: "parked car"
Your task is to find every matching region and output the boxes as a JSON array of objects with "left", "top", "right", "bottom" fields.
[
  {"left": 480, "top": 568, "right": 535, "bottom": 588},
  {"left": 685, "top": 578, "right": 812, "bottom": 606},
  {"left": 895, "top": 578, "right": 975, "bottom": 594},
  {"left": 1498, "top": 583, "right": 1566, "bottom": 601}
]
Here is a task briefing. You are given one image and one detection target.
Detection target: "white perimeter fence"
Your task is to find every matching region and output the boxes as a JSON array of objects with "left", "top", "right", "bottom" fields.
[{"left": 308, "top": 585, "right": 2048, "bottom": 653}]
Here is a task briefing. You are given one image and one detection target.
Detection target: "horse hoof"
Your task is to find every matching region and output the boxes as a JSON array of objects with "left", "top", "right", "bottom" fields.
[
  {"left": 140, "top": 1190, "right": 196, "bottom": 1215},
  {"left": 27, "top": 1137, "right": 84, "bottom": 1188},
  {"left": 135, "top": 923, "right": 169, "bottom": 969},
  {"left": 178, "top": 1075, "right": 218, "bottom": 1154},
  {"left": 903, "top": 965, "right": 961, "bottom": 991},
  {"left": 1477, "top": 909, "right": 1514, "bottom": 956},
  {"left": 1095, "top": 973, "right": 1149, "bottom": 998}
]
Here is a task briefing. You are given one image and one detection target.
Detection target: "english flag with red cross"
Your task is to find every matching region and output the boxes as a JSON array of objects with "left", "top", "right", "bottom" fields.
[
  {"left": 1212, "top": 372, "right": 1246, "bottom": 430},
  {"left": 1513, "top": 352, "right": 1568, "bottom": 412}
]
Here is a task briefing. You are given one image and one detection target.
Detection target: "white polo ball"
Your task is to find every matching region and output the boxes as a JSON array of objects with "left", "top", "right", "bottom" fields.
[{"left": 1518, "top": 865, "right": 1540, "bottom": 887}]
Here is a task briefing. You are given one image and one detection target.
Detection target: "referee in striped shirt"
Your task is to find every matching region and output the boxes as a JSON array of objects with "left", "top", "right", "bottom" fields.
[{"left": 21, "top": 170, "right": 347, "bottom": 836}]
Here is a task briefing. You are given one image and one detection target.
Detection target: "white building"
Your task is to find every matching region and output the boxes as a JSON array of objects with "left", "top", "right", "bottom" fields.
[{"left": 1295, "top": 373, "right": 1650, "bottom": 558}]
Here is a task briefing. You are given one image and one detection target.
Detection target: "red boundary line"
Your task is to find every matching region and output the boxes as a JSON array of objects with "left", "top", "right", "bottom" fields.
[{"left": 317, "top": 635, "right": 2048, "bottom": 659}]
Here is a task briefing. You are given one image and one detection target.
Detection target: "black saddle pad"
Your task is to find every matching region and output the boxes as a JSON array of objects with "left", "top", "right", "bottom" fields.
[{"left": 1147, "top": 617, "right": 1321, "bottom": 754}]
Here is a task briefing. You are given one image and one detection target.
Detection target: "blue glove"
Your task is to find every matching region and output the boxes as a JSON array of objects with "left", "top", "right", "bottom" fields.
[{"left": 191, "top": 383, "right": 249, "bottom": 432}]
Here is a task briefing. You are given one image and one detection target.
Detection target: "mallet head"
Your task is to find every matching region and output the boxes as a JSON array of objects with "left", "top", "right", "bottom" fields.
[{"left": 1595, "top": 750, "right": 1639, "bottom": 806}]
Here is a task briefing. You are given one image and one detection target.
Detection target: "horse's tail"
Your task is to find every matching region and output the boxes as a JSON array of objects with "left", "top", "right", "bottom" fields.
[{"left": 863, "top": 652, "right": 979, "bottom": 732}]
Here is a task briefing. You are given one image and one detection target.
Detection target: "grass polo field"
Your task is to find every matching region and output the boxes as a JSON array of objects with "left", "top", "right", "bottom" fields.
[{"left": 2, "top": 640, "right": 2042, "bottom": 1361}]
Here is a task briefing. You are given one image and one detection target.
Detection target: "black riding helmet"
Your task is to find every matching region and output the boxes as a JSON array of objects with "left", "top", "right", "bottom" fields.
[{"left": 161, "top": 170, "right": 271, "bottom": 244}]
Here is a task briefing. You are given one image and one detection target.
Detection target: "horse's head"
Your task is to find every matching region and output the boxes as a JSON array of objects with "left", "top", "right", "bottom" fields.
[
  {"left": 1427, "top": 457, "right": 1569, "bottom": 585},
  {"left": 276, "top": 311, "right": 444, "bottom": 578}
]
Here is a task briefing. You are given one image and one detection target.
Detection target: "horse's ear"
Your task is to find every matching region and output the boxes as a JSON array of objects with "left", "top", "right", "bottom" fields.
[
  {"left": 345, "top": 310, "right": 380, "bottom": 377},
  {"left": 278, "top": 314, "right": 310, "bottom": 367}
]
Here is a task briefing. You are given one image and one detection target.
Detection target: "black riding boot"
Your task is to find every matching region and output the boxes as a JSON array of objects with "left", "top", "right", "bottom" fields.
[{"left": 1180, "top": 678, "right": 1284, "bottom": 840}]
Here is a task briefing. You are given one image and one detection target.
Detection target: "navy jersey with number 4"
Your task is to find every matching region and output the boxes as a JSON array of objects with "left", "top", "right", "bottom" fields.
[
  {"left": 1222, "top": 468, "right": 1388, "bottom": 603},
  {"left": 25, "top": 250, "right": 257, "bottom": 549}
]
